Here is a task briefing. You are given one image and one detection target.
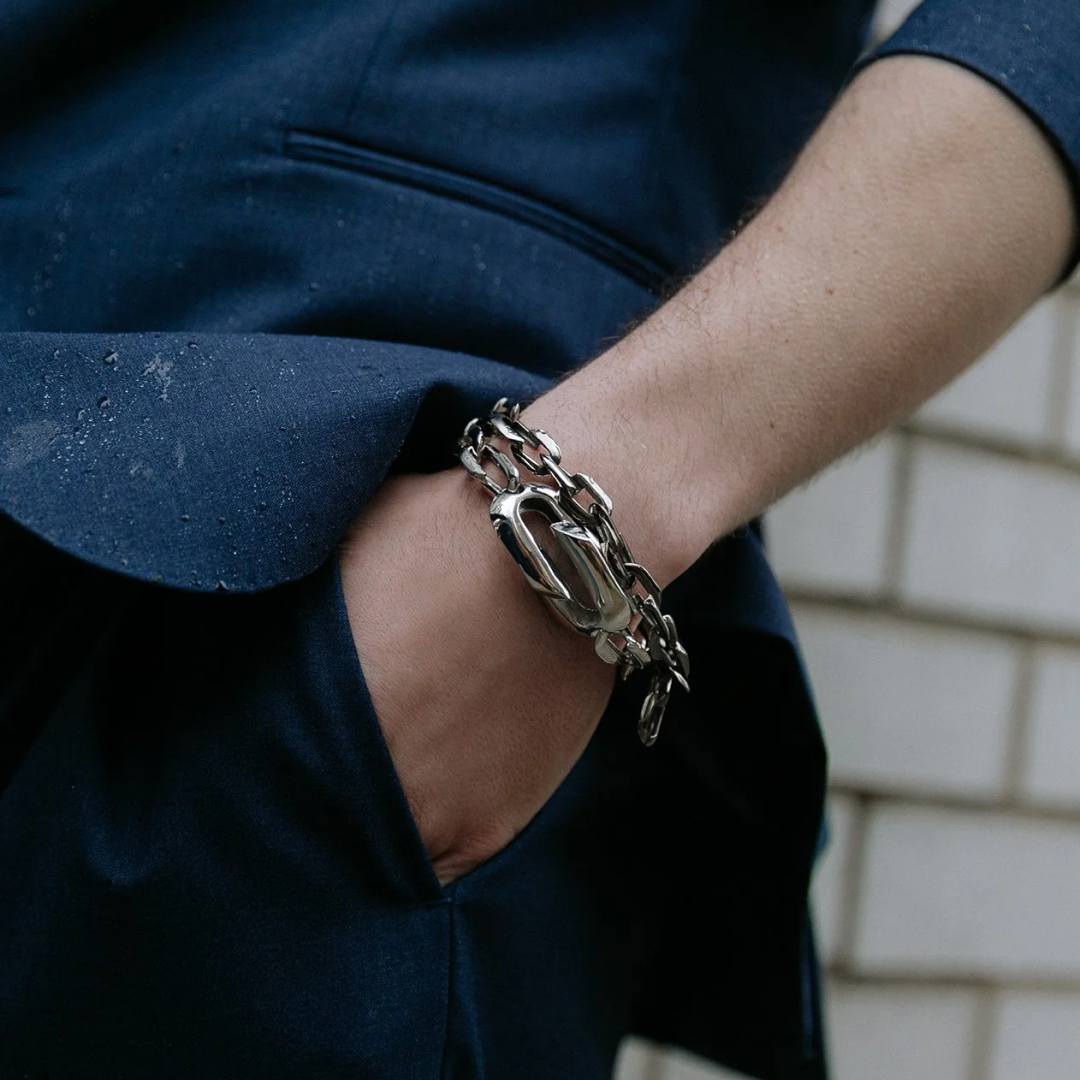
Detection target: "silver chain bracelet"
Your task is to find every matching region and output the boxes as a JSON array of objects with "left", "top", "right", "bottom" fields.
[{"left": 457, "top": 398, "right": 690, "bottom": 746}]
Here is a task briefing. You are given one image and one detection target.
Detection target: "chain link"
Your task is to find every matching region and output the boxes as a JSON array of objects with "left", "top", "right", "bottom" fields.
[{"left": 457, "top": 398, "right": 690, "bottom": 746}]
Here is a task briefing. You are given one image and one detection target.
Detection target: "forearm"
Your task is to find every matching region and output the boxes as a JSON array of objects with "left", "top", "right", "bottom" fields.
[{"left": 520, "top": 55, "right": 1076, "bottom": 587}]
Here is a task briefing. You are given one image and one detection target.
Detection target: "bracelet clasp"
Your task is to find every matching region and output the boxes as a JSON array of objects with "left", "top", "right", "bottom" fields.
[{"left": 490, "top": 483, "right": 634, "bottom": 637}]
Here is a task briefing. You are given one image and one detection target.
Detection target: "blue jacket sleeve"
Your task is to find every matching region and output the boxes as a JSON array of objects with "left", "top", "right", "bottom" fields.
[
  {"left": 857, "top": 0, "right": 1080, "bottom": 278},
  {"left": 0, "top": 332, "right": 550, "bottom": 593}
]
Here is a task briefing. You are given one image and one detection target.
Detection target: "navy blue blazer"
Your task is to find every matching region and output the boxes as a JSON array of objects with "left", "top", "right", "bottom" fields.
[{"left": 1, "top": 2, "right": 1078, "bottom": 1078}]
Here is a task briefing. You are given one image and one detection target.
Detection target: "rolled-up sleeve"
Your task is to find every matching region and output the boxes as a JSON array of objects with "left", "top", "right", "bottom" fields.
[{"left": 856, "top": 0, "right": 1080, "bottom": 277}]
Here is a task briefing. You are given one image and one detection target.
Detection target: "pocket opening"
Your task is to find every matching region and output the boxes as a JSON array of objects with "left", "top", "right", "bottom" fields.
[
  {"left": 283, "top": 128, "right": 671, "bottom": 293},
  {"left": 326, "top": 546, "right": 604, "bottom": 900},
  {"left": 326, "top": 550, "right": 450, "bottom": 902}
]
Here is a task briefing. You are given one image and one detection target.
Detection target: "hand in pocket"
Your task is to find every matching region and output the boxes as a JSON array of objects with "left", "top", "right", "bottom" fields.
[{"left": 338, "top": 468, "right": 616, "bottom": 885}]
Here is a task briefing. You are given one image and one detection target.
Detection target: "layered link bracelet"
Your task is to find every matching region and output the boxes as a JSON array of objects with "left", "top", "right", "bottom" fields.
[{"left": 457, "top": 398, "right": 690, "bottom": 746}]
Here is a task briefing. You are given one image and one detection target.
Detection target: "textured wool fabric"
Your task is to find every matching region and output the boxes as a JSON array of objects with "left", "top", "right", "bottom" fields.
[{"left": 1, "top": 1, "right": 1078, "bottom": 1078}]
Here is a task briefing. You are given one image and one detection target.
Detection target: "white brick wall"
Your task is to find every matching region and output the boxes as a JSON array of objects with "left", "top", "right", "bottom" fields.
[
  {"left": 792, "top": 606, "right": 1017, "bottom": 798},
  {"left": 1022, "top": 644, "right": 1080, "bottom": 808},
  {"left": 900, "top": 441, "right": 1080, "bottom": 634},
  {"left": 826, "top": 984, "right": 979, "bottom": 1080},
  {"left": 989, "top": 992, "right": 1080, "bottom": 1080},
  {"left": 1060, "top": 295, "right": 1080, "bottom": 456},
  {"left": 855, "top": 805, "right": 1080, "bottom": 978},
  {"left": 767, "top": 437, "right": 899, "bottom": 597},
  {"left": 917, "top": 302, "right": 1060, "bottom": 448}
]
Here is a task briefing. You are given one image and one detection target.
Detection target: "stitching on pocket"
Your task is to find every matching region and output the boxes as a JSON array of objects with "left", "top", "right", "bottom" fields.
[{"left": 283, "top": 128, "right": 671, "bottom": 293}]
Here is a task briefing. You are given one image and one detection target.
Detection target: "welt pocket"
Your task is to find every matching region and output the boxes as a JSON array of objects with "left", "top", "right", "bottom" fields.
[{"left": 283, "top": 129, "right": 669, "bottom": 293}]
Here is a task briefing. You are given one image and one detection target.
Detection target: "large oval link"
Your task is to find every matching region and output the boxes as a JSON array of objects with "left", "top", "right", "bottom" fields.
[{"left": 458, "top": 399, "right": 689, "bottom": 744}]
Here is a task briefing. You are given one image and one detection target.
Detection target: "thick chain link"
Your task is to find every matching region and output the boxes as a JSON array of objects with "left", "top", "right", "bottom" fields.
[{"left": 458, "top": 398, "right": 690, "bottom": 746}]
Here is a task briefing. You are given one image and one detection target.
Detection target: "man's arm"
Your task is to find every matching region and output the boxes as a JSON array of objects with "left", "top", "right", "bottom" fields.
[
  {"left": 521, "top": 54, "right": 1076, "bottom": 587},
  {"left": 341, "top": 54, "right": 1077, "bottom": 882}
]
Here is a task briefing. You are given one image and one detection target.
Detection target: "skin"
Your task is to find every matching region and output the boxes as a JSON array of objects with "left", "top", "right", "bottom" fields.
[{"left": 339, "top": 56, "right": 1077, "bottom": 884}]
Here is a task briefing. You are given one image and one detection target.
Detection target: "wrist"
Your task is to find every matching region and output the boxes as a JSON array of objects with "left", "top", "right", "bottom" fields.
[
  {"left": 455, "top": 402, "right": 691, "bottom": 743},
  {"left": 517, "top": 343, "right": 741, "bottom": 587}
]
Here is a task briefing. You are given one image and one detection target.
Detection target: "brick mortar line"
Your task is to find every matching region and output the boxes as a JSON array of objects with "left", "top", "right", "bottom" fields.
[
  {"left": 832, "top": 793, "right": 870, "bottom": 965},
  {"left": 1002, "top": 641, "right": 1036, "bottom": 801},
  {"left": 827, "top": 785, "right": 1080, "bottom": 825},
  {"left": 825, "top": 970, "right": 1080, "bottom": 995},
  {"left": 880, "top": 430, "right": 914, "bottom": 601},
  {"left": 783, "top": 590, "right": 1080, "bottom": 649},
  {"left": 967, "top": 988, "right": 997, "bottom": 1080},
  {"left": 1046, "top": 293, "right": 1077, "bottom": 449},
  {"left": 899, "top": 420, "right": 1080, "bottom": 472}
]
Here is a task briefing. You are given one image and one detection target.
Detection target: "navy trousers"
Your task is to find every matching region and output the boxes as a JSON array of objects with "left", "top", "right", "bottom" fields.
[{"left": 1, "top": 511, "right": 825, "bottom": 1079}]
